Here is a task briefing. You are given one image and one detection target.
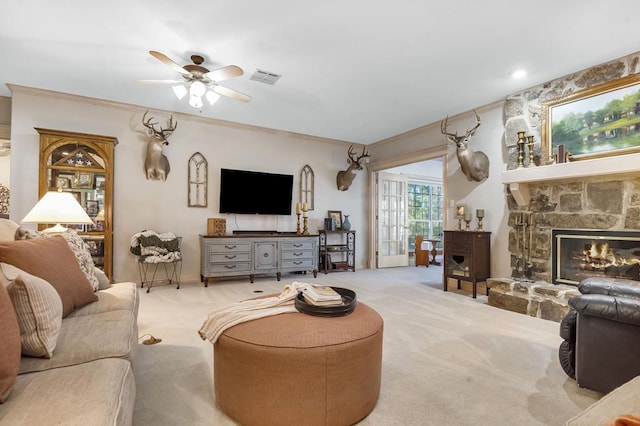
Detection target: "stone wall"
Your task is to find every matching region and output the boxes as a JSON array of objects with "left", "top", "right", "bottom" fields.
[{"left": 503, "top": 51, "right": 640, "bottom": 281}]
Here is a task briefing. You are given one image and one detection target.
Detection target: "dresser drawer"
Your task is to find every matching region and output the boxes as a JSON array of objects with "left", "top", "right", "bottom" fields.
[
  {"left": 281, "top": 258, "right": 315, "bottom": 269},
  {"left": 209, "top": 252, "right": 251, "bottom": 263},
  {"left": 209, "top": 242, "right": 251, "bottom": 254},
  {"left": 208, "top": 262, "right": 251, "bottom": 273},
  {"left": 446, "top": 242, "right": 473, "bottom": 253},
  {"left": 445, "top": 232, "right": 474, "bottom": 243},
  {"left": 281, "top": 250, "right": 314, "bottom": 261},
  {"left": 281, "top": 241, "right": 315, "bottom": 251}
]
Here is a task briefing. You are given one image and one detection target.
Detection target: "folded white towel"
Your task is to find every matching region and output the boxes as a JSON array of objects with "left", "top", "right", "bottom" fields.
[{"left": 198, "top": 281, "right": 313, "bottom": 344}]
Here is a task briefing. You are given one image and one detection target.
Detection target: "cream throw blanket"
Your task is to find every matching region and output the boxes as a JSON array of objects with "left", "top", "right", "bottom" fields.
[{"left": 198, "top": 281, "right": 313, "bottom": 344}]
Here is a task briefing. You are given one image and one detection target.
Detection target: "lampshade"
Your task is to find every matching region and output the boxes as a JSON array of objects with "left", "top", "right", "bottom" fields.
[
  {"left": 22, "top": 190, "right": 93, "bottom": 233},
  {"left": 205, "top": 90, "right": 220, "bottom": 105},
  {"left": 189, "top": 94, "right": 204, "bottom": 108},
  {"left": 172, "top": 85, "right": 188, "bottom": 100},
  {"left": 190, "top": 80, "right": 206, "bottom": 97}
]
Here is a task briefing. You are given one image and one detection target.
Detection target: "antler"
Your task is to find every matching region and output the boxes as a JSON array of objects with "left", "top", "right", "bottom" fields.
[
  {"left": 441, "top": 110, "right": 481, "bottom": 142},
  {"left": 142, "top": 111, "right": 177, "bottom": 142},
  {"left": 466, "top": 110, "right": 481, "bottom": 137},
  {"left": 347, "top": 145, "right": 370, "bottom": 164},
  {"left": 440, "top": 116, "right": 458, "bottom": 139}
]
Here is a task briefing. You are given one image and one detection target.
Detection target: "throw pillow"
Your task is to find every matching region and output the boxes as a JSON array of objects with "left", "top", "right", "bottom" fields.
[
  {"left": 0, "top": 236, "right": 98, "bottom": 317},
  {"left": 0, "top": 282, "right": 21, "bottom": 403},
  {"left": 95, "top": 267, "right": 110, "bottom": 290},
  {"left": 47, "top": 231, "right": 99, "bottom": 291},
  {"left": 8, "top": 273, "right": 63, "bottom": 358}
]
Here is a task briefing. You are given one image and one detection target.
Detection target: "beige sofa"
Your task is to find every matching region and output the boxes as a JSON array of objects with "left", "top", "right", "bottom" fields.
[{"left": 0, "top": 219, "right": 138, "bottom": 425}]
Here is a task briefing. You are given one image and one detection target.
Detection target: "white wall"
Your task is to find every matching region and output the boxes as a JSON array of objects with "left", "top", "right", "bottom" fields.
[
  {"left": 9, "top": 86, "right": 369, "bottom": 283},
  {"left": 369, "top": 102, "right": 511, "bottom": 278},
  {"left": 0, "top": 156, "right": 9, "bottom": 187}
]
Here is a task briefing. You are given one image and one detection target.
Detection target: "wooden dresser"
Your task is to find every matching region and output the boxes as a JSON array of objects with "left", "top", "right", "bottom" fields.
[
  {"left": 199, "top": 234, "right": 318, "bottom": 285},
  {"left": 443, "top": 230, "right": 491, "bottom": 298}
]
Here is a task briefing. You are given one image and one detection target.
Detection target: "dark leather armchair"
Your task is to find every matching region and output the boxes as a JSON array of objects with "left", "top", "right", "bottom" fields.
[{"left": 559, "top": 277, "right": 640, "bottom": 393}]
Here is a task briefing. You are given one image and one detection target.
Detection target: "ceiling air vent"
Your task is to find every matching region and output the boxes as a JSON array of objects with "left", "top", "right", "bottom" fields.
[{"left": 250, "top": 69, "right": 281, "bottom": 85}]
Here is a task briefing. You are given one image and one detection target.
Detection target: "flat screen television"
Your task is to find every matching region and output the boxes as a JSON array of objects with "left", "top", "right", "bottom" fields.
[{"left": 219, "top": 168, "right": 294, "bottom": 215}]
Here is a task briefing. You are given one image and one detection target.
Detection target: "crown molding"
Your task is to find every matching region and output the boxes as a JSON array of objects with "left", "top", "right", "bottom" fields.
[
  {"left": 6, "top": 84, "right": 352, "bottom": 147},
  {"left": 369, "top": 98, "right": 505, "bottom": 149}
]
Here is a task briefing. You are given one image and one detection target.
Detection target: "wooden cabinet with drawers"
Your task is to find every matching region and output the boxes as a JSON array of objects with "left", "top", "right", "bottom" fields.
[
  {"left": 200, "top": 234, "right": 318, "bottom": 285},
  {"left": 443, "top": 230, "right": 491, "bottom": 298}
]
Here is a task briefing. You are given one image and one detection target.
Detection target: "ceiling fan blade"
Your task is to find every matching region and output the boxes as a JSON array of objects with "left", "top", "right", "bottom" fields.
[
  {"left": 212, "top": 85, "right": 252, "bottom": 103},
  {"left": 204, "top": 65, "right": 244, "bottom": 82},
  {"left": 135, "top": 79, "right": 184, "bottom": 84},
  {"left": 149, "top": 51, "right": 191, "bottom": 76}
]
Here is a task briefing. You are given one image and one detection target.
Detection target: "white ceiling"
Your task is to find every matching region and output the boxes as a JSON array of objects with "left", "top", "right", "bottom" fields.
[{"left": 2, "top": 1, "right": 640, "bottom": 144}]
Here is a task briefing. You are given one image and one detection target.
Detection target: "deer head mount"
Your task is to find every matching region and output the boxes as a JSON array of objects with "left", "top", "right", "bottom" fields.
[
  {"left": 336, "top": 145, "right": 370, "bottom": 191},
  {"left": 142, "top": 111, "right": 177, "bottom": 181},
  {"left": 441, "top": 110, "right": 489, "bottom": 182}
]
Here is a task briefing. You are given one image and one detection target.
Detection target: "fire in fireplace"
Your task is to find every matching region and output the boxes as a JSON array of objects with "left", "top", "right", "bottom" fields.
[{"left": 551, "top": 229, "right": 640, "bottom": 285}]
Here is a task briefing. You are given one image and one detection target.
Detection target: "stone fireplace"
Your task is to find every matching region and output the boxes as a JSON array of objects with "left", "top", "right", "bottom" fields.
[
  {"left": 552, "top": 229, "right": 640, "bottom": 285},
  {"left": 489, "top": 52, "right": 640, "bottom": 321}
]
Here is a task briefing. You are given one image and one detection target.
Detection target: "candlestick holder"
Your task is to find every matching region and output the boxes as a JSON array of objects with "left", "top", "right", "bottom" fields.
[
  {"left": 476, "top": 209, "right": 485, "bottom": 231},
  {"left": 302, "top": 216, "right": 309, "bottom": 235},
  {"left": 464, "top": 218, "right": 471, "bottom": 230},
  {"left": 296, "top": 213, "right": 301, "bottom": 234},
  {"left": 517, "top": 131, "right": 526, "bottom": 168},
  {"left": 457, "top": 216, "right": 464, "bottom": 230},
  {"left": 527, "top": 135, "right": 535, "bottom": 167}
]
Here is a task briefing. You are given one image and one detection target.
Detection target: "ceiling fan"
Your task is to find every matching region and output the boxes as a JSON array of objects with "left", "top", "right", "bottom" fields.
[{"left": 138, "top": 51, "right": 251, "bottom": 106}]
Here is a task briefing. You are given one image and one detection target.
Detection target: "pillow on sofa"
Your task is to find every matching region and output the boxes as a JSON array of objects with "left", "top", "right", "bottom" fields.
[
  {"left": 46, "top": 231, "right": 99, "bottom": 291},
  {"left": 0, "top": 219, "right": 19, "bottom": 243},
  {"left": 0, "top": 281, "right": 21, "bottom": 403},
  {"left": 7, "top": 270, "right": 63, "bottom": 358},
  {"left": 0, "top": 236, "right": 98, "bottom": 317},
  {"left": 95, "top": 267, "right": 110, "bottom": 290}
]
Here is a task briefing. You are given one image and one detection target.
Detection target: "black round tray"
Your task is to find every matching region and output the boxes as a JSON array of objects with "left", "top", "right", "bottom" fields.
[{"left": 295, "top": 287, "right": 357, "bottom": 317}]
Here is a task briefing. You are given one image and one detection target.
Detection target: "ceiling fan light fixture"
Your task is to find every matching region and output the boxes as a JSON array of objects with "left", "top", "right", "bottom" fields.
[
  {"left": 172, "top": 85, "right": 188, "bottom": 100},
  {"left": 190, "top": 80, "right": 206, "bottom": 97},
  {"left": 205, "top": 90, "right": 220, "bottom": 105},
  {"left": 189, "top": 94, "right": 203, "bottom": 108}
]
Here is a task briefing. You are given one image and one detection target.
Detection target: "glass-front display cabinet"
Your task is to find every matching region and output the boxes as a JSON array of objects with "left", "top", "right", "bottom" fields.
[{"left": 36, "top": 128, "right": 118, "bottom": 280}]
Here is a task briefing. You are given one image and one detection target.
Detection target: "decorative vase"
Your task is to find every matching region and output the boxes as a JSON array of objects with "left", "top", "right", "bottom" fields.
[{"left": 342, "top": 215, "right": 351, "bottom": 230}]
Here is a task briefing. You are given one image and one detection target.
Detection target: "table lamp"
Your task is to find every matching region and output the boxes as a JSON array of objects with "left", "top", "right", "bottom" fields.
[{"left": 22, "top": 189, "right": 93, "bottom": 233}]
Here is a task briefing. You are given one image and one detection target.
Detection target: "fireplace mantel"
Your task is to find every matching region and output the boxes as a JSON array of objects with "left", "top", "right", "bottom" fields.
[{"left": 502, "top": 152, "right": 640, "bottom": 206}]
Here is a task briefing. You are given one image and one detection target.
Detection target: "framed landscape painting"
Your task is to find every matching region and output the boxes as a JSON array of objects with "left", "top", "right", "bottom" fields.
[{"left": 542, "top": 73, "right": 640, "bottom": 163}]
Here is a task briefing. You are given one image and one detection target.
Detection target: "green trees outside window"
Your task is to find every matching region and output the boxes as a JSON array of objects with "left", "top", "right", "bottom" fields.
[{"left": 408, "top": 182, "right": 443, "bottom": 252}]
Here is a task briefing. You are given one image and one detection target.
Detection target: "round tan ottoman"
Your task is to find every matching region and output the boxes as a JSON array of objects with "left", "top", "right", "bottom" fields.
[{"left": 213, "top": 302, "right": 383, "bottom": 426}]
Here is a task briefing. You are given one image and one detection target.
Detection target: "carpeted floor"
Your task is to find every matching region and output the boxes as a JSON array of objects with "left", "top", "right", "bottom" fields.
[{"left": 133, "top": 266, "right": 601, "bottom": 425}]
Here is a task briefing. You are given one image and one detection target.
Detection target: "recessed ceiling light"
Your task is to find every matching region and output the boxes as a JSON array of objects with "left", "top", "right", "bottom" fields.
[{"left": 511, "top": 69, "right": 527, "bottom": 79}]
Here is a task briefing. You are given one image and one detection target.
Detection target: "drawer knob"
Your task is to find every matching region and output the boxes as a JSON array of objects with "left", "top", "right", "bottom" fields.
[
  {"left": 263, "top": 253, "right": 269, "bottom": 257},
  {"left": 224, "top": 245, "right": 237, "bottom": 250},
  {"left": 224, "top": 264, "right": 237, "bottom": 269},
  {"left": 293, "top": 243, "right": 303, "bottom": 248},
  {"left": 293, "top": 261, "right": 302, "bottom": 265},
  {"left": 293, "top": 252, "right": 302, "bottom": 256},
  {"left": 225, "top": 255, "right": 236, "bottom": 259}
]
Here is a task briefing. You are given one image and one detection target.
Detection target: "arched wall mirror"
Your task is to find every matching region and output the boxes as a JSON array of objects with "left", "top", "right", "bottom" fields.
[
  {"left": 300, "top": 164, "right": 314, "bottom": 211},
  {"left": 188, "top": 152, "right": 208, "bottom": 207}
]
